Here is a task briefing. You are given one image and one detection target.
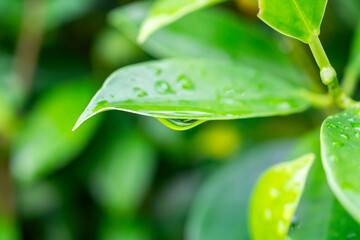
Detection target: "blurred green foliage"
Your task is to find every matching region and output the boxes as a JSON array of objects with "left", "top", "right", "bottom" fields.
[{"left": 0, "top": 0, "right": 359, "bottom": 239}]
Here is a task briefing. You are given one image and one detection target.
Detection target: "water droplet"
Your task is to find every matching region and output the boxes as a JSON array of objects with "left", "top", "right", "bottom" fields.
[
  {"left": 218, "top": 88, "right": 246, "bottom": 105},
  {"left": 355, "top": 133, "right": 360, "bottom": 138},
  {"left": 157, "top": 118, "right": 204, "bottom": 130},
  {"left": 133, "top": 87, "right": 148, "bottom": 97},
  {"left": 270, "top": 188, "right": 280, "bottom": 198},
  {"left": 264, "top": 209, "right": 272, "bottom": 220},
  {"left": 283, "top": 204, "right": 295, "bottom": 220},
  {"left": 332, "top": 141, "right": 344, "bottom": 147},
  {"left": 326, "top": 123, "right": 338, "bottom": 129},
  {"left": 277, "top": 221, "right": 286, "bottom": 235},
  {"left": 329, "top": 155, "right": 339, "bottom": 163},
  {"left": 155, "top": 81, "right": 174, "bottom": 95},
  {"left": 340, "top": 133, "right": 349, "bottom": 140},
  {"left": 351, "top": 122, "right": 360, "bottom": 131},
  {"left": 348, "top": 118, "right": 356, "bottom": 123},
  {"left": 176, "top": 75, "right": 194, "bottom": 90}
]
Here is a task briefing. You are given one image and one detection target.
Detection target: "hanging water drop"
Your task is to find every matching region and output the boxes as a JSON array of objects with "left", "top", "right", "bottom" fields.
[{"left": 156, "top": 118, "right": 205, "bottom": 131}]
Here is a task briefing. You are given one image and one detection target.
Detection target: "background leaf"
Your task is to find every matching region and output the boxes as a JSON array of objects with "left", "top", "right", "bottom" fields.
[
  {"left": 11, "top": 81, "right": 101, "bottom": 184},
  {"left": 258, "top": 0, "right": 328, "bottom": 43},
  {"left": 288, "top": 131, "right": 360, "bottom": 239},
  {"left": 74, "top": 59, "right": 310, "bottom": 130},
  {"left": 138, "top": 0, "right": 225, "bottom": 42},
  {"left": 321, "top": 106, "right": 360, "bottom": 223},
  {"left": 185, "top": 140, "right": 295, "bottom": 240},
  {"left": 110, "top": 2, "right": 313, "bottom": 88},
  {"left": 89, "top": 128, "right": 156, "bottom": 216},
  {"left": 250, "top": 154, "right": 314, "bottom": 240}
]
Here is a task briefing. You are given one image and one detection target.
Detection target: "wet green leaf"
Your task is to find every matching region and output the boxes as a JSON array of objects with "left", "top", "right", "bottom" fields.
[
  {"left": 258, "top": 0, "right": 328, "bottom": 43},
  {"left": 138, "top": 0, "right": 225, "bottom": 42},
  {"left": 110, "top": 2, "right": 312, "bottom": 88},
  {"left": 250, "top": 154, "right": 314, "bottom": 240},
  {"left": 288, "top": 131, "right": 360, "bottom": 239},
  {"left": 73, "top": 59, "right": 310, "bottom": 131},
  {"left": 11, "top": 81, "right": 101, "bottom": 184},
  {"left": 89, "top": 129, "right": 156, "bottom": 215},
  {"left": 321, "top": 106, "right": 360, "bottom": 223},
  {"left": 186, "top": 140, "right": 295, "bottom": 240}
]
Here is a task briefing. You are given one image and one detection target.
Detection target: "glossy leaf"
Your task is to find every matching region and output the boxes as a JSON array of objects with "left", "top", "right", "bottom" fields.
[
  {"left": 110, "top": 2, "right": 313, "bottom": 88},
  {"left": 73, "top": 59, "right": 310, "bottom": 131},
  {"left": 186, "top": 140, "right": 295, "bottom": 240},
  {"left": 11, "top": 81, "right": 101, "bottom": 184},
  {"left": 321, "top": 106, "right": 360, "bottom": 223},
  {"left": 250, "top": 154, "right": 314, "bottom": 240},
  {"left": 258, "top": 0, "right": 328, "bottom": 43},
  {"left": 288, "top": 131, "right": 360, "bottom": 239},
  {"left": 138, "top": 0, "right": 225, "bottom": 42},
  {"left": 89, "top": 129, "right": 156, "bottom": 215}
]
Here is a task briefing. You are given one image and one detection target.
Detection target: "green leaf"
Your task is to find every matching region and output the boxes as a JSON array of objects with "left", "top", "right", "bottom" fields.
[
  {"left": 110, "top": 2, "right": 313, "bottom": 88},
  {"left": 321, "top": 106, "right": 360, "bottom": 223},
  {"left": 186, "top": 140, "right": 295, "bottom": 240},
  {"left": 73, "top": 59, "right": 310, "bottom": 131},
  {"left": 89, "top": 128, "right": 156, "bottom": 216},
  {"left": 258, "top": 0, "right": 328, "bottom": 43},
  {"left": 282, "top": 131, "right": 360, "bottom": 239},
  {"left": 11, "top": 81, "right": 101, "bottom": 184},
  {"left": 250, "top": 154, "right": 314, "bottom": 240},
  {"left": 137, "top": 0, "right": 225, "bottom": 42}
]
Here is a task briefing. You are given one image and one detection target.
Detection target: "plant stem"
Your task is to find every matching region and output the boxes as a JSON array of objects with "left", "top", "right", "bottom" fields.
[{"left": 308, "top": 35, "right": 355, "bottom": 109}]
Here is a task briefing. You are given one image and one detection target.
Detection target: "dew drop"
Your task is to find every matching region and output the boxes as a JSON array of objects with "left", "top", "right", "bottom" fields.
[
  {"left": 133, "top": 87, "right": 148, "bottom": 97},
  {"left": 347, "top": 233, "right": 357, "bottom": 239},
  {"left": 270, "top": 188, "right": 280, "bottom": 198},
  {"left": 348, "top": 118, "right": 356, "bottom": 123},
  {"left": 326, "top": 123, "right": 338, "bottom": 129},
  {"left": 155, "top": 81, "right": 174, "bottom": 95},
  {"left": 264, "top": 209, "right": 272, "bottom": 220},
  {"left": 277, "top": 221, "right": 286, "bottom": 235},
  {"left": 329, "top": 155, "right": 339, "bottom": 163},
  {"left": 355, "top": 133, "right": 360, "bottom": 138},
  {"left": 340, "top": 133, "right": 349, "bottom": 140},
  {"left": 332, "top": 141, "right": 344, "bottom": 147},
  {"left": 176, "top": 75, "right": 194, "bottom": 90},
  {"left": 283, "top": 204, "right": 295, "bottom": 220}
]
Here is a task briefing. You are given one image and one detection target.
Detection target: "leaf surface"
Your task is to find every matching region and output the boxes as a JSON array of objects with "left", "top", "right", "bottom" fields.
[
  {"left": 258, "top": 0, "right": 328, "bottom": 43},
  {"left": 138, "top": 0, "right": 225, "bottom": 42},
  {"left": 321, "top": 106, "right": 360, "bottom": 223},
  {"left": 73, "top": 59, "right": 310, "bottom": 131},
  {"left": 250, "top": 154, "right": 314, "bottom": 240}
]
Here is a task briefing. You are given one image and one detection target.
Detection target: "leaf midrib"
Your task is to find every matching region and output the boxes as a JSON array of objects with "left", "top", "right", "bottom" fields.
[{"left": 291, "top": 0, "right": 312, "bottom": 34}]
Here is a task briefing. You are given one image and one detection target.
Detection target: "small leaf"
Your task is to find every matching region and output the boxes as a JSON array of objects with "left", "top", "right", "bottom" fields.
[
  {"left": 258, "top": 0, "right": 328, "bottom": 43},
  {"left": 11, "top": 81, "right": 101, "bottom": 184},
  {"left": 250, "top": 153, "right": 314, "bottom": 240},
  {"left": 186, "top": 140, "right": 295, "bottom": 240},
  {"left": 73, "top": 59, "right": 310, "bottom": 131},
  {"left": 110, "top": 2, "right": 313, "bottom": 88},
  {"left": 321, "top": 106, "right": 360, "bottom": 223},
  {"left": 137, "top": 0, "right": 225, "bottom": 42}
]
